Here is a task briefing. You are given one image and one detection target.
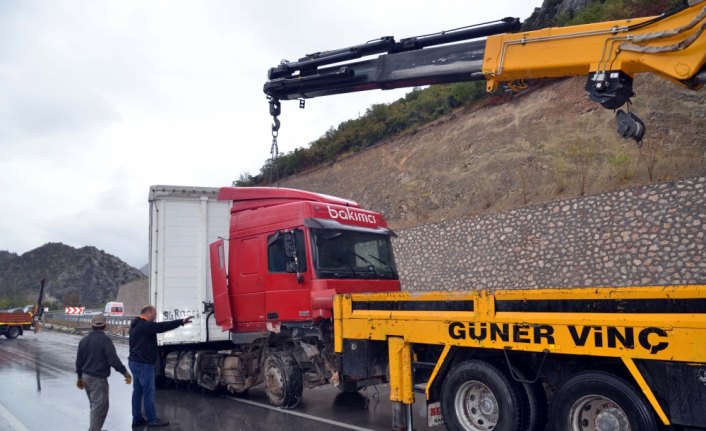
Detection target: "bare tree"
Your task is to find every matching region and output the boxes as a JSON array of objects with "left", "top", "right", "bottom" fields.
[
  {"left": 518, "top": 156, "right": 539, "bottom": 204},
  {"left": 640, "top": 140, "right": 660, "bottom": 182},
  {"left": 568, "top": 139, "right": 599, "bottom": 196}
]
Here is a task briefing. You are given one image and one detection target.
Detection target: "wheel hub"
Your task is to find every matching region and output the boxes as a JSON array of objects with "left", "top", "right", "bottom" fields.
[
  {"left": 596, "top": 407, "right": 629, "bottom": 431},
  {"left": 454, "top": 380, "right": 499, "bottom": 431},
  {"left": 265, "top": 365, "right": 284, "bottom": 399},
  {"left": 570, "top": 395, "right": 630, "bottom": 431}
]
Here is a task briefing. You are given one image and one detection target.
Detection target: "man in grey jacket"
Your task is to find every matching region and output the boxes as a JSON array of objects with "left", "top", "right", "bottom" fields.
[{"left": 76, "top": 313, "right": 132, "bottom": 431}]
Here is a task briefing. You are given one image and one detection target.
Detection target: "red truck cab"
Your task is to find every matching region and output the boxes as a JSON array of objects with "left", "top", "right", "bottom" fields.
[{"left": 210, "top": 187, "right": 401, "bottom": 333}]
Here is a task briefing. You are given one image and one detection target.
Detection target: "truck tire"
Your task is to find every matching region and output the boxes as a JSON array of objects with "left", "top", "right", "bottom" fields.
[
  {"left": 5, "top": 326, "right": 21, "bottom": 339},
  {"left": 441, "top": 359, "right": 529, "bottom": 431},
  {"left": 511, "top": 366, "right": 547, "bottom": 431},
  {"left": 263, "top": 351, "right": 303, "bottom": 408},
  {"left": 549, "top": 371, "right": 658, "bottom": 431},
  {"left": 338, "top": 378, "right": 360, "bottom": 393}
]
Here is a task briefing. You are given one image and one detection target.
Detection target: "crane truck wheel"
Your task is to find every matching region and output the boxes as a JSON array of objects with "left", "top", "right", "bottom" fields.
[
  {"left": 549, "top": 371, "right": 658, "bottom": 431},
  {"left": 441, "top": 359, "right": 529, "bottom": 431},
  {"left": 263, "top": 351, "right": 303, "bottom": 408},
  {"left": 511, "top": 366, "right": 547, "bottom": 431},
  {"left": 5, "top": 326, "right": 21, "bottom": 339}
]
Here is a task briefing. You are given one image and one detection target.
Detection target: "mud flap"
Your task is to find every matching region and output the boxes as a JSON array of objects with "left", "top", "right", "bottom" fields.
[
  {"left": 427, "top": 401, "right": 444, "bottom": 427},
  {"left": 209, "top": 239, "right": 233, "bottom": 331}
]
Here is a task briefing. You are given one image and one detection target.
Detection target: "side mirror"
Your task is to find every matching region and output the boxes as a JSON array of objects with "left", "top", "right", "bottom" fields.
[
  {"left": 284, "top": 232, "right": 296, "bottom": 258},
  {"left": 284, "top": 232, "right": 304, "bottom": 284}
]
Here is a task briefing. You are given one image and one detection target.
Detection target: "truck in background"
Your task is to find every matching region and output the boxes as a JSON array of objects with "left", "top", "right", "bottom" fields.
[
  {"left": 0, "top": 309, "right": 35, "bottom": 339},
  {"left": 149, "top": 185, "right": 399, "bottom": 407},
  {"left": 0, "top": 279, "right": 45, "bottom": 339},
  {"left": 103, "top": 301, "right": 124, "bottom": 316}
]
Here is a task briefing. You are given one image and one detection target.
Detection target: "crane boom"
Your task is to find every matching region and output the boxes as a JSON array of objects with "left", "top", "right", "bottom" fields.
[
  {"left": 264, "top": 18, "right": 520, "bottom": 100},
  {"left": 264, "top": 1, "right": 706, "bottom": 143}
]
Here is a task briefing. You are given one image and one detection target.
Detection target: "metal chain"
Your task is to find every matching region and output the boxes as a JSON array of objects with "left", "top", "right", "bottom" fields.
[{"left": 268, "top": 97, "right": 281, "bottom": 187}]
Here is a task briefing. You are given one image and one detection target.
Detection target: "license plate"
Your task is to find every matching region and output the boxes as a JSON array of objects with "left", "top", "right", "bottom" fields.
[{"left": 427, "top": 401, "right": 444, "bottom": 427}]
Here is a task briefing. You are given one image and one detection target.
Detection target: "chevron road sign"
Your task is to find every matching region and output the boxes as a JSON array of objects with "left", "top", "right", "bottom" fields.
[{"left": 65, "top": 307, "right": 85, "bottom": 314}]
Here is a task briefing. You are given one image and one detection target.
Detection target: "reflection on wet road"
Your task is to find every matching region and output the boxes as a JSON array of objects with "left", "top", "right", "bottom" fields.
[{"left": 0, "top": 331, "right": 436, "bottom": 431}]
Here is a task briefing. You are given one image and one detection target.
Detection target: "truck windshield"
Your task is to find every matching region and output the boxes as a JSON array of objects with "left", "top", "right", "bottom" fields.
[{"left": 310, "top": 228, "right": 398, "bottom": 280}]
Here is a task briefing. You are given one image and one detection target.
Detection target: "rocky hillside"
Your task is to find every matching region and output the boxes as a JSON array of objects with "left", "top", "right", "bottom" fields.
[
  {"left": 278, "top": 75, "right": 706, "bottom": 229},
  {"left": 0, "top": 243, "right": 145, "bottom": 308},
  {"left": 523, "top": 0, "right": 687, "bottom": 29}
]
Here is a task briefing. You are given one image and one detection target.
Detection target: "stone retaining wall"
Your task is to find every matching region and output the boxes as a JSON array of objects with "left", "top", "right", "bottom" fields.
[{"left": 393, "top": 176, "right": 705, "bottom": 291}]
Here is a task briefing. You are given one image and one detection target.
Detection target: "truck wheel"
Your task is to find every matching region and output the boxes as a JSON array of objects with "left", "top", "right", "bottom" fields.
[
  {"left": 549, "top": 371, "right": 658, "bottom": 431},
  {"left": 511, "top": 366, "right": 547, "bottom": 431},
  {"left": 263, "top": 351, "right": 303, "bottom": 408},
  {"left": 441, "top": 360, "right": 528, "bottom": 431},
  {"left": 337, "top": 374, "right": 361, "bottom": 393},
  {"left": 5, "top": 326, "right": 21, "bottom": 339}
]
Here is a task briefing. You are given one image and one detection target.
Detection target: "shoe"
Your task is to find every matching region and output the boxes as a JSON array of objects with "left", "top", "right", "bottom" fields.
[
  {"left": 146, "top": 419, "right": 170, "bottom": 427},
  {"left": 132, "top": 418, "right": 147, "bottom": 427}
]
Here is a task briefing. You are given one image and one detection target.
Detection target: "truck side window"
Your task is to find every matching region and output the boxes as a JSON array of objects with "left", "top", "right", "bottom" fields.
[{"left": 268, "top": 230, "right": 307, "bottom": 273}]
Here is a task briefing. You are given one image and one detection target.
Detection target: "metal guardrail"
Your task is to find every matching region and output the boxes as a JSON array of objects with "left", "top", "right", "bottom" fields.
[
  {"left": 44, "top": 311, "right": 136, "bottom": 325},
  {"left": 42, "top": 312, "right": 136, "bottom": 337}
]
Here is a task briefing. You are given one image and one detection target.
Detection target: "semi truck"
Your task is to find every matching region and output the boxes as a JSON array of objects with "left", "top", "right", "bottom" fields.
[
  {"left": 149, "top": 185, "right": 400, "bottom": 407},
  {"left": 150, "top": 2, "right": 706, "bottom": 430}
]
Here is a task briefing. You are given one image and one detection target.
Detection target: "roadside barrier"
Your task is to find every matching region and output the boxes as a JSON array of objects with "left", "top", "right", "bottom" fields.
[{"left": 42, "top": 311, "right": 135, "bottom": 337}]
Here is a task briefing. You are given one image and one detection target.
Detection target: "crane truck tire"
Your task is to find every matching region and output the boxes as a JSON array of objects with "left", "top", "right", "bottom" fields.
[
  {"left": 441, "top": 359, "right": 529, "bottom": 431},
  {"left": 263, "top": 351, "right": 303, "bottom": 408},
  {"left": 511, "top": 366, "right": 548, "bottom": 431},
  {"left": 549, "top": 371, "right": 658, "bottom": 431},
  {"left": 4, "top": 326, "right": 21, "bottom": 339}
]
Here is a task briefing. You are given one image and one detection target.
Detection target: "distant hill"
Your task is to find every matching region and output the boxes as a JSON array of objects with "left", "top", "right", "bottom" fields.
[{"left": 0, "top": 243, "right": 145, "bottom": 308}]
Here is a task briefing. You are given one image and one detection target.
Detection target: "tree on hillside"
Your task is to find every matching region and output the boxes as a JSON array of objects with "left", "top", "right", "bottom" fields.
[
  {"left": 235, "top": 81, "right": 488, "bottom": 186},
  {"left": 640, "top": 139, "right": 661, "bottom": 182},
  {"left": 568, "top": 139, "right": 601, "bottom": 196}
]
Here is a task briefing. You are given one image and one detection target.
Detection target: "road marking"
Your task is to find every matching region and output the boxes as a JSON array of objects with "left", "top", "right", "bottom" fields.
[
  {"left": 223, "top": 395, "right": 375, "bottom": 431},
  {"left": 0, "top": 401, "right": 30, "bottom": 431}
]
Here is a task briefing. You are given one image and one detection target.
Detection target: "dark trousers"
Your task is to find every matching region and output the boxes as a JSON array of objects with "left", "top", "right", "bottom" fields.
[
  {"left": 129, "top": 360, "right": 157, "bottom": 422},
  {"left": 83, "top": 374, "right": 109, "bottom": 431}
]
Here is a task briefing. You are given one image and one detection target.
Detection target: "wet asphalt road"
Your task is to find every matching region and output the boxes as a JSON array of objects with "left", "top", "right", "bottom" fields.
[{"left": 0, "top": 330, "right": 437, "bottom": 431}]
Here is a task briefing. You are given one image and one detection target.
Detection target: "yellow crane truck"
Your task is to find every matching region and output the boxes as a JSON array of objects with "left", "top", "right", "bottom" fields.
[
  {"left": 263, "top": 2, "right": 706, "bottom": 430},
  {"left": 333, "top": 285, "right": 706, "bottom": 430}
]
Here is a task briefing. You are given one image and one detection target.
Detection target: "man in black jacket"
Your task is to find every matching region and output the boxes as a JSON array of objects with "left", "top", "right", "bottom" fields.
[
  {"left": 129, "top": 305, "right": 192, "bottom": 428},
  {"left": 76, "top": 313, "right": 132, "bottom": 431}
]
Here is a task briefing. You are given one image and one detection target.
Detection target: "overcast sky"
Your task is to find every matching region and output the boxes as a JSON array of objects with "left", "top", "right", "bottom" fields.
[{"left": 0, "top": 1, "right": 540, "bottom": 268}]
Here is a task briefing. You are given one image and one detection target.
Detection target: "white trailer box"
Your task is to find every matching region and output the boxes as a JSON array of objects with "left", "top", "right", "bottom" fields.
[{"left": 149, "top": 185, "right": 231, "bottom": 345}]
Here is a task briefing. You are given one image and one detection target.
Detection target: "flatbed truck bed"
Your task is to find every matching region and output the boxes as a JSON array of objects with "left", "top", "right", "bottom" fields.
[{"left": 334, "top": 284, "right": 706, "bottom": 430}]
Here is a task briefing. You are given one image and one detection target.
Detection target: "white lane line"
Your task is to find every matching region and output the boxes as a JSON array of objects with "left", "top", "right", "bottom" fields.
[
  {"left": 223, "top": 396, "right": 375, "bottom": 431},
  {"left": 0, "top": 401, "right": 30, "bottom": 431}
]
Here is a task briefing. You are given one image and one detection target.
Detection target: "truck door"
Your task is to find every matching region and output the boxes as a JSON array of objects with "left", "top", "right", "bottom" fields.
[
  {"left": 209, "top": 239, "right": 233, "bottom": 331},
  {"left": 264, "top": 229, "right": 312, "bottom": 322},
  {"left": 230, "top": 235, "right": 266, "bottom": 326}
]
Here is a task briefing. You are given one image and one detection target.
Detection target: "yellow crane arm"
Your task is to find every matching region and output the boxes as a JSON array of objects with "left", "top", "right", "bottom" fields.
[{"left": 484, "top": 1, "right": 706, "bottom": 92}]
